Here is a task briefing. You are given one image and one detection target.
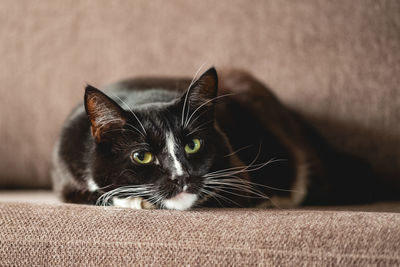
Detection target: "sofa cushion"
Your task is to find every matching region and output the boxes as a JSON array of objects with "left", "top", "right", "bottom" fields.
[
  {"left": 0, "top": 1, "right": 399, "bottom": 189},
  {"left": 1, "top": 190, "right": 400, "bottom": 213},
  {"left": 0, "top": 201, "right": 399, "bottom": 265}
]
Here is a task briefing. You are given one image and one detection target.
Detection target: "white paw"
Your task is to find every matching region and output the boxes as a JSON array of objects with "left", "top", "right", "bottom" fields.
[{"left": 112, "top": 197, "right": 155, "bottom": 210}]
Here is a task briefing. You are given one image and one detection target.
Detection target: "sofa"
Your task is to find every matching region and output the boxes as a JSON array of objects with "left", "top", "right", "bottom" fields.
[{"left": 1, "top": 1, "right": 399, "bottom": 265}]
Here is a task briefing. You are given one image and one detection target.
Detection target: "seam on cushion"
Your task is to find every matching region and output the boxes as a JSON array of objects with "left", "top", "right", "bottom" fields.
[
  {"left": 1, "top": 239, "right": 399, "bottom": 262},
  {"left": 3, "top": 202, "right": 400, "bottom": 215}
]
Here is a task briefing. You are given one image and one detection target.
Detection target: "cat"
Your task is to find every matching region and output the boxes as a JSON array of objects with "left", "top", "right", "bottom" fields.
[{"left": 52, "top": 67, "right": 379, "bottom": 210}]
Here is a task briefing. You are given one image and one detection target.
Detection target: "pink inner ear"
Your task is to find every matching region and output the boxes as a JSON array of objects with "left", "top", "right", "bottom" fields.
[
  {"left": 91, "top": 101, "right": 124, "bottom": 128},
  {"left": 86, "top": 95, "right": 126, "bottom": 142}
]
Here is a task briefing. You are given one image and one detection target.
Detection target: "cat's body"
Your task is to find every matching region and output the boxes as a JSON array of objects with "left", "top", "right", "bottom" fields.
[{"left": 52, "top": 68, "right": 378, "bottom": 210}]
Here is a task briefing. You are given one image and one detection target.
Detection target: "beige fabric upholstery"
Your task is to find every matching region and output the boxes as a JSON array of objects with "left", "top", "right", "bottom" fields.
[
  {"left": 2, "top": 191, "right": 400, "bottom": 213},
  {"left": 0, "top": 190, "right": 59, "bottom": 204},
  {"left": 0, "top": 1, "right": 399, "bottom": 188},
  {"left": 1, "top": 2, "right": 399, "bottom": 265},
  {"left": 0, "top": 201, "right": 399, "bottom": 265}
]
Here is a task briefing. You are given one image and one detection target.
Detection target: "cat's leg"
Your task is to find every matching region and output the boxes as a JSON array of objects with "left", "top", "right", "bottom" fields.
[
  {"left": 61, "top": 183, "right": 155, "bottom": 209},
  {"left": 112, "top": 197, "right": 156, "bottom": 210},
  {"left": 63, "top": 188, "right": 155, "bottom": 209},
  {"left": 61, "top": 186, "right": 103, "bottom": 205}
]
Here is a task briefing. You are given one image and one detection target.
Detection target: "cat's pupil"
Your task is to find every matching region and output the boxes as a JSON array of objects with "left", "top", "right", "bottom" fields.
[
  {"left": 188, "top": 140, "right": 195, "bottom": 149},
  {"left": 137, "top": 151, "right": 145, "bottom": 160}
]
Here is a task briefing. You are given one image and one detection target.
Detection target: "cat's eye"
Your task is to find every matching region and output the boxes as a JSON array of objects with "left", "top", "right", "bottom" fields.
[
  {"left": 131, "top": 151, "right": 154, "bottom": 165},
  {"left": 185, "top": 138, "right": 201, "bottom": 154}
]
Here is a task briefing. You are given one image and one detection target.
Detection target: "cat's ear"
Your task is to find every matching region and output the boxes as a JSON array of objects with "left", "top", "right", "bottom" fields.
[
  {"left": 185, "top": 67, "right": 218, "bottom": 106},
  {"left": 180, "top": 68, "right": 218, "bottom": 126},
  {"left": 84, "top": 85, "right": 126, "bottom": 143}
]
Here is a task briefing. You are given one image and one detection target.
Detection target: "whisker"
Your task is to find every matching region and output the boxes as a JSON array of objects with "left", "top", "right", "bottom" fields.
[
  {"left": 186, "top": 119, "right": 214, "bottom": 136},
  {"left": 152, "top": 190, "right": 169, "bottom": 209},
  {"left": 181, "top": 64, "right": 205, "bottom": 126},
  {"left": 224, "top": 144, "right": 253, "bottom": 158},
  {"left": 198, "top": 187, "right": 225, "bottom": 208},
  {"left": 187, "top": 128, "right": 207, "bottom": 136},
  {"left": 204, "top": 158, "right": 286, "bottom": 178},
  {"left": 203, "top": 160, "right": 272, "bottom": 177},
  {"left": 95, "top": 183, "right": 115, "bottom": 191},
  {"left": 204, "top": 178, "right": 269, "bottom": 198},
  {"left": 96, "top": 184, "right": 154, "bottom": 206},
  {"left": 200, "top": 187, "right": 242, "bottom": 207},
  {"left": 185, "top": 109, "right": 209, "bottom": 129},
  {"left": 109, "top": 184, "right": 153, "bottom": 188},
  {"left": 206, "top": 177, "right": 297, "bottom": 193},
  {"left": 203, "top": 185, "right": 269, "bottom": 200},
  {"left": 125, "top": 123, "right": 146, "bottom": 137},
  {"left": 184, "top": 93, "right": 236, "bottom": 128},
  {"left": 204, "top": 141, "right": 264, "bottom": 177},
  {"left": 146, "top": 192, "right": 161, "bottom": 207},
  {"left": 111, "top": 93, "right": 147, "bottom": 135}
]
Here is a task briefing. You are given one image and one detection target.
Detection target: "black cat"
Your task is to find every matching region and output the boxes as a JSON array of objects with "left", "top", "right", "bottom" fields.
[{"left": 52, "top": 67, "right": 378, "bottom": 210}]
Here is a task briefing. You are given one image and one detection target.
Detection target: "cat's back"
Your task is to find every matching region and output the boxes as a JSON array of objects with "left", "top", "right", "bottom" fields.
[{"left": 104, "top": 77, "right": 192, "bottom": 105}]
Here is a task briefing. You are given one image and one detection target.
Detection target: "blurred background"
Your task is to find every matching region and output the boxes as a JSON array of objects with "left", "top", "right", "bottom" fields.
[{"left": 0, "top": 0, "right": 399, "bottom": 190}]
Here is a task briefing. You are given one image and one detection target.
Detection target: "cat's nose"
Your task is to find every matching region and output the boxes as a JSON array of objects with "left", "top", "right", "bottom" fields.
[{"left": 173, "top": 174, "right": 189, "bottom": 189}]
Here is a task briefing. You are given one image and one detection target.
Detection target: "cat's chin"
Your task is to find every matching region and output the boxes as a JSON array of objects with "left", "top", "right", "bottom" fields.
[{"left": 163, "top": 192, "right": 198, "bottom": 211}]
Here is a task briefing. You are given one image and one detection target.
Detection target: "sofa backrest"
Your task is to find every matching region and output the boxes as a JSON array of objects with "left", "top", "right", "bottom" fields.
[{"left": 0, "top": 0, "right": 399, "bottom": 189}]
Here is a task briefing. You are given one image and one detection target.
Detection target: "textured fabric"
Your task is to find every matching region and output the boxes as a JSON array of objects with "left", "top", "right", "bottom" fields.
[
  {"left": 2, "top": 190, "right": 400, "bottom": 213},
  {"left": 0, "top": 202, "right": 399, "bottom": 266},
  {"left": 0, "top": 190, "right": 60, "bottom": 204},
  {"left": 0, "top": 1, "right": 399, "bottom": 188}
]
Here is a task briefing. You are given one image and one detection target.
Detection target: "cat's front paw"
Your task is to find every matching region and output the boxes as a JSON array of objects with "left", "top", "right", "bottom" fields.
[{"left": 112, "top": 197, "right": 155, "bottom": 210}]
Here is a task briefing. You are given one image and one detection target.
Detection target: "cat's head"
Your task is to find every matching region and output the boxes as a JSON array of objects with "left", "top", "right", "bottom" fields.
[{"left": 84, "top": 68, "right": 241, "bottom": 210}]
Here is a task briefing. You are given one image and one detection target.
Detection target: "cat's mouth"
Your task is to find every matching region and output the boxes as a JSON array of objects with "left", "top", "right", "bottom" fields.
[
  {"left": 163, "top": 192, "right": 198, "bottom": 210},
  {"left": 156, "top": 177, "right": 204, "bottom": 210}
]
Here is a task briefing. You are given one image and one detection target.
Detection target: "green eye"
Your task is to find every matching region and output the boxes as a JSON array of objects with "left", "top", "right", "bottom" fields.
[
  {"left": 132, "top": 151, "right": 154, "bottom": 164},
  {"left": 185, "top": 138, "right": 201, "bottom": 154}
]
